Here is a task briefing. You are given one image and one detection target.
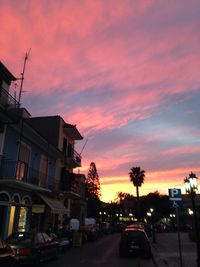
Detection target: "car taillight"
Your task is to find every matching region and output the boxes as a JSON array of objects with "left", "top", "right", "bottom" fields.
[{"left": 17, "top": 248, "right": 32, "bottom": 255}]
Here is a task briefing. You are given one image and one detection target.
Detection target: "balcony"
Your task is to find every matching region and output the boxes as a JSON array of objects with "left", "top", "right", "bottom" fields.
[
  {"left": 0, "top": 87, "right": 19, "bottom": 109},
  {"left": 0, "top": 87, "right": 20, "bottom": 122},
  {"left": 64, "top": 149, "right": 82, "bottom": 168},
  {"left": 0, "top": 159, "right": 54, "bottom": 191},
  {"left": 60, "top": 169, "right": 81, "bottom": 196}
]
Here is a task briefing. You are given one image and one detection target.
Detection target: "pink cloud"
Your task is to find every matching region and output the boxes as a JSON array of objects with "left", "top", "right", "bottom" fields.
[
  {"left": 161, "top": 146, "right": 200, "bottom": 157},
  {"left": 1, "top": 0, "right": 200, "bottom": 202}
]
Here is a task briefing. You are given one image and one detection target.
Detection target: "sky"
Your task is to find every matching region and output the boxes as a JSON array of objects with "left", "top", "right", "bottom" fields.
[{"left": 1, "top": 0, "right": 200, "bottom": 203}]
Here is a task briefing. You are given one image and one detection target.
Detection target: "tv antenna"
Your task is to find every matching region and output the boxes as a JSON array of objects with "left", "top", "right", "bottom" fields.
[
  {"left": 18, "top": 48, "right": 31, "bottom": 105},
  {"left": 80, "top": 138, "right": 88, "bottom": 155}
]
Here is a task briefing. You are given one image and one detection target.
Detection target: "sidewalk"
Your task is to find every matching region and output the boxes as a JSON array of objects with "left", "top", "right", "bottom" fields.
[{"left": 151, "top": 232, "right": 197, "bottom": 267}]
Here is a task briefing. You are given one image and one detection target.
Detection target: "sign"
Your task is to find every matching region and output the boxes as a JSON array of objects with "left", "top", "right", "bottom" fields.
[
  {"left": 73, "top": 232, "right": 82, "bottom": 247},
  {"left": 168, "top": 188, "right": 182, "bottom": 208},
  {"left": 32, "top": 204, "right": 45, "bottom": 213}
]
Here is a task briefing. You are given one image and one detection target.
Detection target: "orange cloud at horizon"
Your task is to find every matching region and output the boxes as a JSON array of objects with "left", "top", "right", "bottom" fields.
[{"left": 100, "top": 167, "right": 200, "bottom": 203}]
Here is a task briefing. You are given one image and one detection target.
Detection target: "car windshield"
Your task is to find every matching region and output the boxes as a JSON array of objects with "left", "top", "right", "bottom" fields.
[
  {"left": 7, "top": 232, "right": 34, "bottom": 245},
  {"left": 57, "top": 229, "right": 71, "bottom": 238},
  {"left": 123, "top": 230, "right": 147, "bottom": 241}
]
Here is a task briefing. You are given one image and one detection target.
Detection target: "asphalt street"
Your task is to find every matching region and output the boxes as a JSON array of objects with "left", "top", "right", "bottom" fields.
[
  {"left": 31, "top": 231, "right": 197, "bottom": 267},
  {"left": 45, "top": 232, "right": 155, "bottom": 267}
]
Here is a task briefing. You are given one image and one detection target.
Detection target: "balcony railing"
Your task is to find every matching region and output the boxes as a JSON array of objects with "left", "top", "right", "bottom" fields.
[
  {"left": 0, "top": 87, "right": 19, "bottom": 109},
  {"left": 0, "top": 159, "right": 54, "bottom": 190},
  {"left": 60, "top": 169, "right": 82, "bottom": 196},
  {"left": 64, "top": 149, "right": 82, "bottom": 168}
]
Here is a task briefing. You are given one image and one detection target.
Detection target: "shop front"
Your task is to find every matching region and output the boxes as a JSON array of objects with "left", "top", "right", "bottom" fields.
[
  {"left": 0, "top": 188, "right": 32, "bottom": 240},
  {"left": 36, "top": 193, "right": 69, "bottom": 232}
]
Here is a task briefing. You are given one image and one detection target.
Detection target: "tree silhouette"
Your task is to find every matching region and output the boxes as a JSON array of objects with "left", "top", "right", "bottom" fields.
[
  {"left": 115, "top": 192, "right": 126, "bottom": 203},
  {"left": 129, "top": 166, "right": 145, "bottom": 198},
  {"left": 85, "top": 162, "right": 101, "bottom": 217}
]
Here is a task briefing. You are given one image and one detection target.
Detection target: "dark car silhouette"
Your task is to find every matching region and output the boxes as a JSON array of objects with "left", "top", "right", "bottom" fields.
[
  {"left": 0, "top": 239, "right": 14, "bottom": 266},
  {"left": 6, "top": 232, "right": 58, "bottom": 264},
  {"left": 50, "top": 229, "right": 73, "bottom": 252},
  {"left": 119, "top": 227, "right": 151, "bottom": 258}
]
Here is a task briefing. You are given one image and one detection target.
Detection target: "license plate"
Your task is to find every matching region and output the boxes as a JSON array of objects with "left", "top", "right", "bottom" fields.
[{"left": 130, "top": 245, "right": 139, "bottom": 249}]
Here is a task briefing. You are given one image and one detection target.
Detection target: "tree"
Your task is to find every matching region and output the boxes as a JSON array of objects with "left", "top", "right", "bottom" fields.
[
  {"left": 86, "top": 162, "right": 101, "bottom": 199},
  {"left": 85, "top": 162, "right": 101, "bottom": 218},
  {"left": 115, "top": 192, "right": 126, "bottom": 203},
  {"left": 115, "top": 192, "right": 134, "bottom": 203},
  {"left": 129, "top": 166, "right": 145, "bottom": 198}
]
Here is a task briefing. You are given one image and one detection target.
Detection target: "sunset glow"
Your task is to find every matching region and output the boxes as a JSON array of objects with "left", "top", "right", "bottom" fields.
[{"left": 1, "top": 0, "right": 200, "bottom": 202}]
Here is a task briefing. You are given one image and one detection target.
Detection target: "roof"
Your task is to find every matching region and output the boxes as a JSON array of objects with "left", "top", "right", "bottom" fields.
[
  {"left": 27, "top": 116, "right": 83, "bottom": 141},
  {"left": 63, "top": 122, "right": 83, "bottom": 140}
]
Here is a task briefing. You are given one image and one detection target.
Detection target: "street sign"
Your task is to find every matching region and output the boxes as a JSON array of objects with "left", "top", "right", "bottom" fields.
[{"left": 168, "top": 188, "right": 182, "bottom": 208}]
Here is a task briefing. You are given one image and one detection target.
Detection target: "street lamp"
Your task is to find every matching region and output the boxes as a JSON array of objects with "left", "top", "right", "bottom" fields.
[
  {"left": 184, "top": 172, "right": 200, "bottom": 267},
  {"left": 147, "top": 208, "right": 156, "bottom": 243}
]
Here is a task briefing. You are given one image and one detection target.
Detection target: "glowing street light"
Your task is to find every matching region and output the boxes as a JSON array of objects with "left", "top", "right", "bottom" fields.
[{"left": 184, "top": 172, "right": 200, "bottom": 267}]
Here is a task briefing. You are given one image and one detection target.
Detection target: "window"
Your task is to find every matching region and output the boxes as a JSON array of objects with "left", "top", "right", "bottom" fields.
[
  {"left": 68, "top": 143, "right": 72, "bottom": 157},
  {"left": 18, "top": 207, "right": 28, "bottom": 232},
  {"left": 39, "top": 155, "right": 48, "bottom": 187},
  {"left": 0, "top": 122, "right": 5, "bottom": 155},
  {"left": 63, "top": 138, "right": 67, "bottom": 155},
  {"left": 63, "top": 138, "right": 73, "bottom": 157},
  {"left": 16, "top": 143, "right": 30, "bottom": 181},
  {"left": 0, "top": 192, "right": 10, "bottom": 201},
  {"left": 16, "top": 161, "right": 27, "bottom": 181}
]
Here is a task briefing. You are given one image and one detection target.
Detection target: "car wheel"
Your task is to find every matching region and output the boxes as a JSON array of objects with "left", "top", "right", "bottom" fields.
[
  {"left": 119, "top": 250, "right": 126, "bottom": 258},
  {"left": 52, "top": 249, "right": 58, "bottom": 260},
  {"left": 33, "top": 256, "right": 40, "bottom": 266},
  {"left": 143, "top": 251, "right": 152, "bottom": 259}
]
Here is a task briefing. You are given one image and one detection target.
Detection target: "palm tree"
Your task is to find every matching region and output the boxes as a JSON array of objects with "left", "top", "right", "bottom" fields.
[
  {"left": 115, "top": 192, "right": 126, "bottom": 204},
  {"left": 129, "top": 166, "right": 145, "bottom": 198}
]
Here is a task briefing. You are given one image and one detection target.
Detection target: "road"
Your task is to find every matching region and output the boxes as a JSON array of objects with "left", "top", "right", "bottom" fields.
[{"left": 45, "top": 233, "right": 155, "bottom": 267}]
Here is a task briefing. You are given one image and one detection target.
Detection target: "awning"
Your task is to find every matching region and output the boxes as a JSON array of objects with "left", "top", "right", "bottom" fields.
[
  {"left": 38, "top": 194, "right": 68, "bottom": 214},
  {"left": 63, "top": 191, "right": 82, "bottom": 200}
]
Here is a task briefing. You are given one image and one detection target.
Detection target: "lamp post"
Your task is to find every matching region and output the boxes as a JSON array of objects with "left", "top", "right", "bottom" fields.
[
  {"left": 184, "top": 172, "right": 200, "bottom": 267},
  {"left": 147, "top": 208, "right": 156, "bottom": 243}
]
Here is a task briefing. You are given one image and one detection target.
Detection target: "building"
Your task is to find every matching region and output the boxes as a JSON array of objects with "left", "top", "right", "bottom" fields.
[
  {"left": 27, "top": 116, "right": 87, "bottom": 225},
  {"left": 0, "top": 62, "right": 69, "bottom": 239}
]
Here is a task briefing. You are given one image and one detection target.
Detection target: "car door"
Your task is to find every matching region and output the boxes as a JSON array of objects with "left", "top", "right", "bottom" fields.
[
  {"left": 42, "top": 233, "right": 55, "bottom": 260},
  {"left": 35, "top": 233, "right": 45, "bottom": 262}
]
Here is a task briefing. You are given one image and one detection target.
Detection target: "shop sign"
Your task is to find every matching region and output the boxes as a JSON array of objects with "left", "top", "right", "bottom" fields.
[{"left": 32, "top": 204, "right": 45, "bottom": 213}]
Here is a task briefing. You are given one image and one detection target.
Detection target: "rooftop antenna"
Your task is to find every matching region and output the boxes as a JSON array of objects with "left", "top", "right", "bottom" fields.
[
  {"left": 80, "top": 138, "right": 88, "bottom": 156},
  {"left": 18, "top": 48, "right": 31, "bottom": 105}
]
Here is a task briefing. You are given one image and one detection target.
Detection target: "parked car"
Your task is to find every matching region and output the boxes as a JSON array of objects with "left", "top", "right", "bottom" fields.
[
  {"left": 100, "top": 222, "right": 111, "bottom": 235},
  {"left": 125, "top": 223, "right": 145, "bottom": 230},
  {"left": 126, "top": 222, "right": 152, "bottom": 238},
  {"left": 119, "top": 228, "right": 152, "bottom": 258},
  {"left": 0, "top": 239, "right": 14, "bottom": 266},
  {"left": 50, "top": 229, "right": 73, "bottom": 252},
  {"left": 6, "top": 232, "right": 58, "bottom": 264},
  {"left": 79, "top": 224, "right": 99, "bottom": 241}
]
